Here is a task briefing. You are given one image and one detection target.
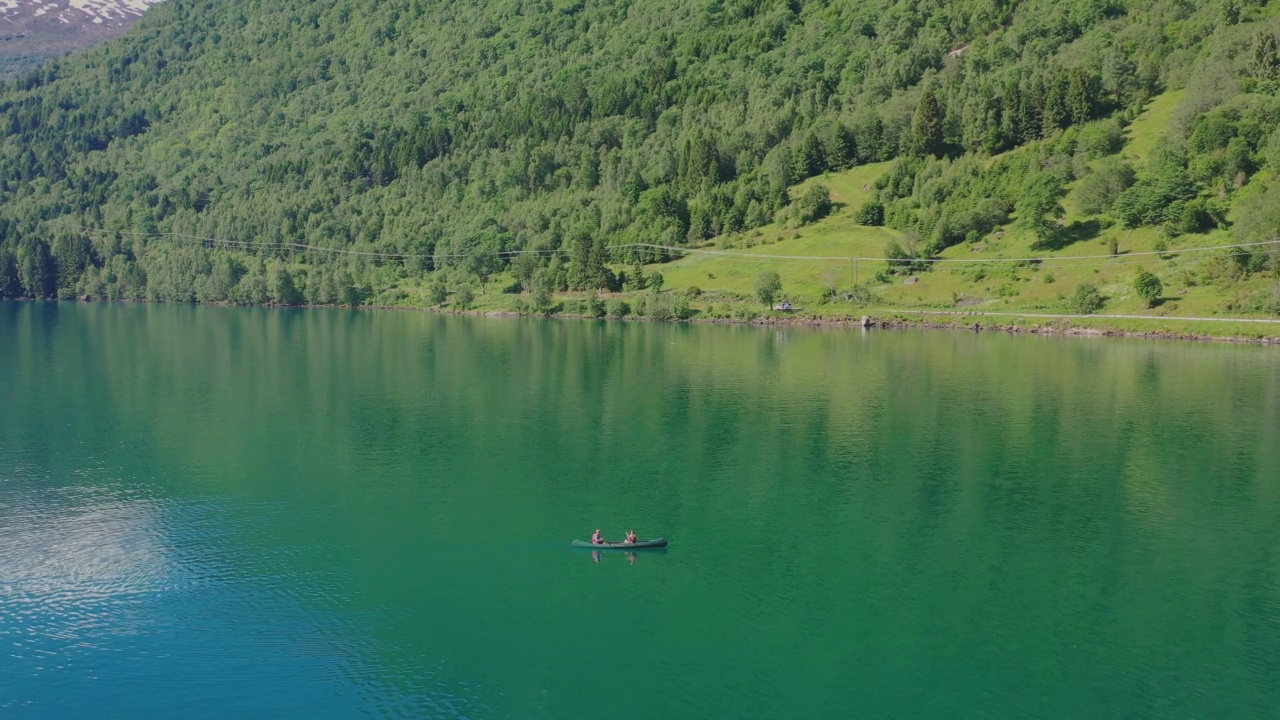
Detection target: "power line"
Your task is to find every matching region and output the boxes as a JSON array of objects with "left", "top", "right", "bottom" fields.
[{"left": 57, "top": 221, "right": 1280, "bottom": 269}]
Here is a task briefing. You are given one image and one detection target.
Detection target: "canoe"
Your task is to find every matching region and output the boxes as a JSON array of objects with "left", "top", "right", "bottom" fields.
[{"left": 571, "top": 538, "right": 668, "bottom": 550}]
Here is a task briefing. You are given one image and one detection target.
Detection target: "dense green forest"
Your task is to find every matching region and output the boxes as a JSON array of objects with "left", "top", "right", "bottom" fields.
[{"left": 0, "top": 0, "right": 1278, "bottom": 311}]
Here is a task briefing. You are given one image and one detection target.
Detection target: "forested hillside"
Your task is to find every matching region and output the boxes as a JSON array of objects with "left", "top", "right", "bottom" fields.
[{"left": 0, "top": 0, "right": 1278, "bottom": 313}]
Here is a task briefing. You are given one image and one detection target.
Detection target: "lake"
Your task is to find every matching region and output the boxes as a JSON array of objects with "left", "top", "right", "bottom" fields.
[{"left": 2, "top": 302, "right": 1278, "bottom": 719}]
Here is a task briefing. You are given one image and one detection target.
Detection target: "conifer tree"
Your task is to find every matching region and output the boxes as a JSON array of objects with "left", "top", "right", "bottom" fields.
[
  {"left": 1067, "top": 68, "right": 1095, "bottom": 126},
  {"left": 912, "top": 86, "right": 945, "bottom": 158},
  {"left": 1042, "top": 73, "right": 1069, "bottom": 136}
]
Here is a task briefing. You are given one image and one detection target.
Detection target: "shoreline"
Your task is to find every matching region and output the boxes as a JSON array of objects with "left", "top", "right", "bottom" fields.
[
  {"left": 437, "top": 305, "right": 1280, "bottom": 345},
  {"left": 6, "top": 297, "right": 1280, "bottom": 345}
]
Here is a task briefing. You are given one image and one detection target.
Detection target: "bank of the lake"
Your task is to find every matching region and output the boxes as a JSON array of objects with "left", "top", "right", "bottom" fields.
[
  {"left": 410, "top": 298, "right": 1280, "bottom": 345},
  {"left": 8, "top": 294, "right": 1280, "bottom": 345}
]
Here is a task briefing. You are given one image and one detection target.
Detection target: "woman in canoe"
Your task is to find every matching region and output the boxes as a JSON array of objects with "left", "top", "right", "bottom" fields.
[
  {"left": 625, "top": 529, "right": 638, "bottom": 544},
  {"left": 592, "top": 529, "right": 606, "bottom": 545}
]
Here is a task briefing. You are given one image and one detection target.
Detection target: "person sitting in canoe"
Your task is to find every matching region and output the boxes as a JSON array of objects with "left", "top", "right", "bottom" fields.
[
  {"left": 591, "top": 529, "right": 606, "bottom": 545},
  {"left": 624, "top": 529, "right": 638, "bottom": 544}
]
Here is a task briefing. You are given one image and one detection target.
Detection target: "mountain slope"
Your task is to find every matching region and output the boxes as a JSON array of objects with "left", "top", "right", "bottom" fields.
[
  {"left": 0, "top": 0, "right": 1278, "bottom": 315},
  {"left": 0, "top": 0, "right": 164, "bottom": 78}
]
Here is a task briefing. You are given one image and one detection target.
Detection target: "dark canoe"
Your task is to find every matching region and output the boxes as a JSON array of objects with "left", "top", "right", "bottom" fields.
[{"left": 571, "top": 538, "right": 668, "bottom": 550}]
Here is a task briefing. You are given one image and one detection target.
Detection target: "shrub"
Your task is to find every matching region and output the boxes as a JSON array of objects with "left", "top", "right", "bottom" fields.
[
  {"left": 1072, "top": 158, "right": 1136, "bottom": 215},
  {"left": 794, "top": 183, "right": 832, "bottom": 224},
  {"left": 456, "top": 284, "right": 476, "bottom": 310},
  {"left": 1075, "top": 119, "right": 1125, "bottom": 160},
  {"left": 429, "top": 274, "right": 448, "bottom": 305},
  {"left": 605, "top": 298, "right": 630, "bottom": 318},
  {"left": 684, "top": 285, "right": 703, "bottom": 298},
  {"left": 645, "top": 290, "right": 673, "bottom": 320},
  {"left": 583, "top": 289, "right": 606, "bottom": 317},
  {"left": 855, "top": 200, "right": 885, "bottom": 226},
  {"left": 846, "top": 283, "right": 877, "bottom": 304},
  {"left": 1133, "top": 269, "right": 1163, "bottom": 308},
  {"left": 672, "top": 294, "right": 693, "bottom": 319},
  {"left": 1070, "top": 282, "right": 1104, "bottom": 314}
]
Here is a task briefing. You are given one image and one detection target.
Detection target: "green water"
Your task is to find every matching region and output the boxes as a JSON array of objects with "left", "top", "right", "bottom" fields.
[{"left": 2, "top": 302, "right": 1279, "bottom": 719}]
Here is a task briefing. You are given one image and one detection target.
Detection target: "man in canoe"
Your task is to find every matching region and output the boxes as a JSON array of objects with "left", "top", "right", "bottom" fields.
[
  {"left": 592, "top": 529, "right": 606, "bottom": 545},
  {"left": 624, "top": 529, "right": 638, "bottom": 544}
]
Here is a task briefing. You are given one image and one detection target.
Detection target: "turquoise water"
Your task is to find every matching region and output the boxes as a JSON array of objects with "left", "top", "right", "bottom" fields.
[{"left": 2, "top": 302, "right": 1278, "bottom": 719}]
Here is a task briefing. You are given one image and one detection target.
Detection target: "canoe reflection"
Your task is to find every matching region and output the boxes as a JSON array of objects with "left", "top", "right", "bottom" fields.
[{"left": 576, "top": 547, "right": 669, "bottom": 564}]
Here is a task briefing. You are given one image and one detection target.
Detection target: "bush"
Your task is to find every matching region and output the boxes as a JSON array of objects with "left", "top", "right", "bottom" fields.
[
  {"left": 456, "top": 284, "right": 476, "bottom": 310},
  {"left": 1070, "top": 282, "right": 1105, "bottom": 314},
  {"left": 684, "top": 285, "right": 703, "bottom": 298},
  {"left": 1133, "top": 269, "right": 1163, "bottom": 308},
  {"left": 1075, "top": 119, "right": 1125, "bottom": 160},
  {"left": 794, "top": 183, "right": 832, "bottom": 225},
  {"left": 429, "top": 274, "right": 448, "bottom": 305},
  {"left": 605, "top": 298, "right": 630, "bottom": 318},
  {"left": 583, "top": 289, "right": 606, "bottom": 317},
  {"left": 672, "top": 294, "right": 694, "bottom": 319},
  {"left": 643, "top": 292, "right": 673, "bottom": 320},
  {"left": 1072, "top": 158, "right": 1136, "bottom": 215},
  {"left": 855, "top": 200, "right": 885, "bottom": 226},
  {"left": 846, "top": 283, "right": 877, "bottom": 304}
]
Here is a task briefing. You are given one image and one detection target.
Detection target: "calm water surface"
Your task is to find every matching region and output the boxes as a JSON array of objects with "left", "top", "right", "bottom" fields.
[{"left": 2, "top": 302, "right": 1278, "bottom": 719}]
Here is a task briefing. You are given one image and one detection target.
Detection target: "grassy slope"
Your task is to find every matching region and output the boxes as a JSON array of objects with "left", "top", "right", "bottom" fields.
[
  {"left": 656, "top": 163, "right": 900, "bottom": 300},
  {"left": 645, "top": 90, "right": 1279, "bottom": 324},
  {"left": 383, "top": 90, "right": 1280, "bottom": 339}
]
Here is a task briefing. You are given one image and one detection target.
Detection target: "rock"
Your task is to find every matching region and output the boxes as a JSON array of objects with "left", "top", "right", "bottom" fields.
[
  {"left": 904, "top": 276, "right": 918, "bottom": 285},
  {"left": 860, "top": 315, "right": 872, "bottom": 328}
]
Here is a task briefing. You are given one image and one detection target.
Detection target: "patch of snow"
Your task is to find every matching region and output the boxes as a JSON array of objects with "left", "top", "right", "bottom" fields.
[{"left": 1, "top": 0, "right": 164, "bottom": 25}]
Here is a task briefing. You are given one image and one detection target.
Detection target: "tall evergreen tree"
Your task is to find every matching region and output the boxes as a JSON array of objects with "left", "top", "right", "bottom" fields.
[
  {"left": 1041, "top": 73, "right": 1069, "bottom": 136},
  {"left": 794, "top": 133, "right": 826, "bottom": 179},
  {"left": 1067, "top": 68, "right": 1096, "bottom": 126},
  {"left": 1250, "top": 31, "right": 1279, "bottom": 81},
  {"left": 1017, "top": 81, "right": 1041, "bottom": 144},
  {"left": 912, "top": 86, "right": 946, "bottom": 158}
]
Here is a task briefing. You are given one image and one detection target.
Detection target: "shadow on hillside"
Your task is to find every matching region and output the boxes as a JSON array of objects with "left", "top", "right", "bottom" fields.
[{"left": 1034, "top": 220, "right": 1103, "bottom": 251}]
